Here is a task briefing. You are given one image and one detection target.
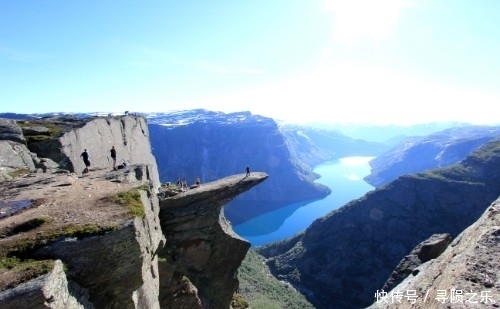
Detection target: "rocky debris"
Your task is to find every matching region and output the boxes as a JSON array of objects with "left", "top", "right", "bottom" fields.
[
  {"left": 367, "top": 197, "right": 500, "bottom": 309},
  {"left": 158, "top": 172, "right": 268, "bottom": 309},
  {"left": 381, "top": 233, "right": 452, "bottom": 292},
  {"left": 0, "top": 119, "right": 25, "bottom": 144}
]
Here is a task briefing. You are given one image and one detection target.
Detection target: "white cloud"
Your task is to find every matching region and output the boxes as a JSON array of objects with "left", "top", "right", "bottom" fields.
[
  {"left": 178, "top": 64, "right": 500, "bottom": 126},
  {"left": 324, "top": 0, "right": 413, "bottom": 44}
]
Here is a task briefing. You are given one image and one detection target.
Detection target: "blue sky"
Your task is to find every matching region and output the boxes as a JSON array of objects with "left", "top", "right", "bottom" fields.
[{"left": 1, "top": 0, "right": 499, "bottom": 125}]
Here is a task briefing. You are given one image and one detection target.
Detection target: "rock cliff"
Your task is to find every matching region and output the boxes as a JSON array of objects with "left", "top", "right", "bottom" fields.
[
  {"left": 367, "top": 197, "right": 500, "bottom": 309},
  {"left": 257, "top": 140, "right": 500, "bottom": 309},
  {"left": 0, "top": 115, "right": 268, "bottom": 309},
  {"left": 157, "top": 173, "right": 268, "bottom": 309}
]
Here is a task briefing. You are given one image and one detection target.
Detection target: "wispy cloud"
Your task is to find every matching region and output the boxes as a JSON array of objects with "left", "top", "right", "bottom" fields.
[{"left": 124, "top": 46, "right": 263, "bottom": 74}]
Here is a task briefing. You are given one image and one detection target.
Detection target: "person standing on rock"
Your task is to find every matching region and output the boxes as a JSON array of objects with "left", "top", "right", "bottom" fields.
[
  {"left": 246, "top": 166, "right": 250, "bottom": 177},
  {"left": 110, "top": 146, "right": 117, "bottom": 170},
  {"left": 80, "top": 149, "right": 91, "bottom": 173}
]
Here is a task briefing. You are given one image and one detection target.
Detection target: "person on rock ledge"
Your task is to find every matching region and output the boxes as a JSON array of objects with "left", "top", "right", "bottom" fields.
[
  {"left": 80, "top": 149, "right": 91, "bottom": 173},
  {"left": 246, "top": 166, "right": 250, "bottom": 177},
  {"left": 110, "top": 146, "right": 117, "bottom": 170}
]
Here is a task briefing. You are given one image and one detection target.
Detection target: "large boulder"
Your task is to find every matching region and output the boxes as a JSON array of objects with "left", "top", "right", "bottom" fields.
[
  {"left": 381, "top": 233, "right": 452, "bottom": 292},
  {"left": 25, "top": 115, "right": 160, "bottom": 190},
  {"left": 0, "top": 141, "right": 36, "bottom": 181},
  {"left": 0, "top": 119, "right": 25, "bottom": 144}
]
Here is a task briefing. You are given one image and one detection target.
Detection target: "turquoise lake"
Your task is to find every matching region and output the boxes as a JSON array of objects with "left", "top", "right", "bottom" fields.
[{"left": 232, "top": 157, "right": 375, "bottom": 246}]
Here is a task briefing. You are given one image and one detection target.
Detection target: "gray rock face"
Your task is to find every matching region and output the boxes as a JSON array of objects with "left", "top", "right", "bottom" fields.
[
  {"left": 367, "top": 197, "right": 500, "bottom": 309},
  {"left": 0, "top": 140, "right": 36, "bottom": 180},
  {"left": 0, "top": 119, "right": 25, "bottom": 144},
  {"left": 381, "top": 233, "right": 452, "bottom": 292},
  {"left": 28, "top": 115, "right": 160, "bottom": 189},
  {"left": 29, "top": 179, "right": 164, "bottom": 309},
  {"left": 0, "top": 260, "right": 93, "bottom": 309},
  {"left": 157, "top": 172, "right": 268, "bottom": 309}
]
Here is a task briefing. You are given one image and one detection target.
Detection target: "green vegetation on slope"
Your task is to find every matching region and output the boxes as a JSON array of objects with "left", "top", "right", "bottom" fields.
[
  {"left": 237, "top": 249, "right": 315, "bottom": 309},
  {"left": 16, "top": 120, "right": 63, "bottom": 143},
  {"left": 0, "top": 223, "right": 117, "bottom": 290},
  {"left": 113, "top": 188, "right": 145, "bottom": 217}
]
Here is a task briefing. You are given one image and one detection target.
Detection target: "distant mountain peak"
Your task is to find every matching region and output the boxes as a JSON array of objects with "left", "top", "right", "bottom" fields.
[{"left": 146, "top": 109, "right": 272, "bottom": 127}]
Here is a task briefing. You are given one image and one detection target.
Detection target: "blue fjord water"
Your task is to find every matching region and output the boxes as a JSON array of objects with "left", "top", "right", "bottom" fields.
[{"left": 232, "top": 157, "right": 375, "bottom": 247}]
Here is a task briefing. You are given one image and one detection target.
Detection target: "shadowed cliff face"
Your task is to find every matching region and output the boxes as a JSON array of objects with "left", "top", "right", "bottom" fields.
[
  {"left": 157, "top": 172, "right": 268, "bottom": 309},
  {"left": 258, "top": 141, "right": 500, "bottom": 309}
]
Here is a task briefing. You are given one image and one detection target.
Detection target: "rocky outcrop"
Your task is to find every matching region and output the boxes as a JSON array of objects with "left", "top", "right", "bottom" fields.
[
  {"left": 1, "top": 114, "right": 270, "bottom": 309},
  {"left": 24, "top": 115, "right": 160, "bottom": 189},
  {"left": 0, "top": 141, "right": 36, "bottom": 179},
  {"left": 0, "top": 116, "right": 160, "bottom": 187},
  {"left": 367, "top": 197, "right": 500, "bottom": 309},
  {"left": 381, "top": 233, "right": 452, "bottom": 292},
  {"left": 257, "top": 140, "right": 500, "bottom": 309},
  {"left": 157, "top": 172, "right": 268, "bottom": 309},
  {"left": 0, "top": 260, "right": 93, "bottom": 309},
  {"left": 0, "top": 119, "right": 25, "bottom": 144},
  {"left": 0, "top": 164, "right": 165, "bottom": 309},
  {"left": 33, "top": 191, "right": 164, "bottom": 309},
  {"left": 0, "top": 119, "right": 35, "bottom": 181}
]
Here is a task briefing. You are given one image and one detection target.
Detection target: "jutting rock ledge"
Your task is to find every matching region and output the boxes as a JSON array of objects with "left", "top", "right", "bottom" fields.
[{"left": 0, "top": 115, "right": 268, "bottom": 309}]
